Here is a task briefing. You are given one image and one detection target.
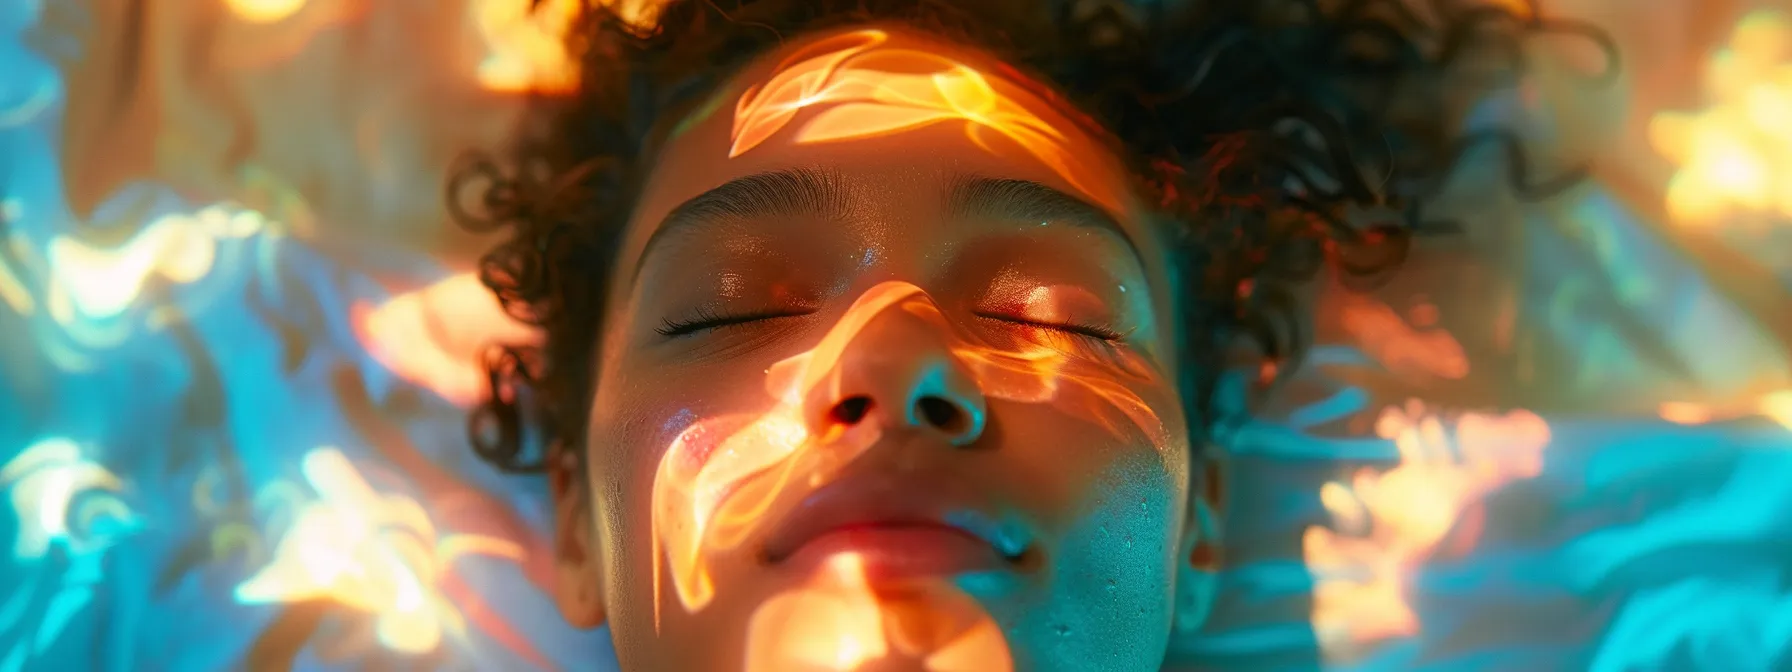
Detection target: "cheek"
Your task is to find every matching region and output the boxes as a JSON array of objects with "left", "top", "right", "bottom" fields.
[
  {"left": 1003, "top": 346, "right": 1189, "bottom": 565},
  {"left": 999, "top": 403, "right": 1187, "bottom": 526},
  {"left": 1052, "top": 471, "right": 1182, "bottom": 645},
  {"left": 583, "top": 365, "right": 785, "bottom": 645},
  {"left": 584, "top": 363, "right": 766, "bottom": 540},
  {"left": 981, "top": 319, "right": 1192, "bottom": 541},
  {"left": 1004, "top": 441, "right": 1185, "bottom": 656}
]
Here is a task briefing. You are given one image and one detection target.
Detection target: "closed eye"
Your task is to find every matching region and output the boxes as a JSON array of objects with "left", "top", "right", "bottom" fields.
[
  {"left": 974, "top": 312, "right": 1125, "bottom": 342},
  {"left": 656, "top": 307, "right": 813, "bottom": 337}
]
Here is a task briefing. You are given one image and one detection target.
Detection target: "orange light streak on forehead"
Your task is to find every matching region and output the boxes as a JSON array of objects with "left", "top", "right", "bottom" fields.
[
  {"left": 647, "top": 281, "right": 1170, "bottom": 663},
  {"left": 727, "top": 29, "right": 1122, "bottom": 213}
]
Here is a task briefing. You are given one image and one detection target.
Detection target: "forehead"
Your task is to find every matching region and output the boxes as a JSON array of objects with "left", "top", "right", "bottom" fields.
[{"left": 617, "top": 25, "right": 1155, "bottom": 266}]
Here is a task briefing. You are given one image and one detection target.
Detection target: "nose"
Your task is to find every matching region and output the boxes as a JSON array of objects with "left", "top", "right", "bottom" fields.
[{"left": 804, "top": 304, "right": 987, "bottom": 447}]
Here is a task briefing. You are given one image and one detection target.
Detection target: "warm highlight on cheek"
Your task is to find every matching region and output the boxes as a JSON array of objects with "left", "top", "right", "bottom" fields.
[
  {"left": 648, "top": 282, "right": 924, "bottom": 625},
  {"left": 645, "top": 281, "right": 1174, "bottom": 669},
  {"left": 728, "top": 29, "right": 1120, "bottom": 212}
]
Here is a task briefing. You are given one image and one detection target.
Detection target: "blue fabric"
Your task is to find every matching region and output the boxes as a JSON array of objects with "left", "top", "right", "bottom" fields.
[{"left": 2, "top": 2, "right": 1789, "bottom": 671}]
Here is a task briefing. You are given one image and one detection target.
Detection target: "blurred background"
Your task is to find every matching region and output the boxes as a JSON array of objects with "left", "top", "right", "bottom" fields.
[{"left": 0, "top": 0, "right": 1789, "bottom": 670}]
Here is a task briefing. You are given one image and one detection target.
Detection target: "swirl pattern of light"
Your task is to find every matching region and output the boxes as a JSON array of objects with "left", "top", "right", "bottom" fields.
[
  {"left": 352, "top": 272, "right": 541, "bottom": 408},
  {"left": 729, "top": 29, "right": 1119, "bottom": 212},
  {"left": 745, "top": 552, "right": 1012, "bottom": 672},
  {"left": 1302, "top": 401, "right": 1551, "bottom": 661},
  {"left": 1, "top": 438, "right": 136, "bottom": 561},
  {"left": 651, "top": 281, "right": 1166, "bottom": 668},
  {"left": 234, "top": 448, "right": 525, "bottom": 655},
  {"left": 1650, "top": 10, "right": 1792, "bottom": 229}
]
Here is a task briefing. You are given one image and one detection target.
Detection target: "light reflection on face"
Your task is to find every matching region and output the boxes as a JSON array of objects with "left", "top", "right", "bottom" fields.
[
  {"left": 726, "top": 29, "right": 1121, "bottom": 212},
  {"left": 559, "top": 25, "right": 1200, "bottom": 671},
  {"left": 745, "top": 552, "right": 1013, "bottom": 672},
  {"left": 650, "top": 281, "right": 1167, "bottom": 667}
]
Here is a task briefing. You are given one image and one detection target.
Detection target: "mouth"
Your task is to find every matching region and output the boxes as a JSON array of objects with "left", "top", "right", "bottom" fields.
[{"left": 760, "top": 482, "right": 1035, "bottom": 581}]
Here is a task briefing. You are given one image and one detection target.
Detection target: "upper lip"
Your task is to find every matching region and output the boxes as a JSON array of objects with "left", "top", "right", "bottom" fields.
[{"left": 759, "top": 475, "right": 1029, "bottom": 564}]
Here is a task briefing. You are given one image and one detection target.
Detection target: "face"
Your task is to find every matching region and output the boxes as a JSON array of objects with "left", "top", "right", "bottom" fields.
[{"left": 549, "top": 26, "right": 1218, "bottom": 671}]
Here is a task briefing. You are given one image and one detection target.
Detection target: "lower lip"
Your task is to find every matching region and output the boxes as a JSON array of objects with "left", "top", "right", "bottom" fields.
[{"left": 780, "top": 526, "right": 1010, "bottom": 581}]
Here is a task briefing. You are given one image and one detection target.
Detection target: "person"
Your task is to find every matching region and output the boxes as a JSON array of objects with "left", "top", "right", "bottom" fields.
[{"left": 450, "top": 0, "right": 1585, "bottom": 669}]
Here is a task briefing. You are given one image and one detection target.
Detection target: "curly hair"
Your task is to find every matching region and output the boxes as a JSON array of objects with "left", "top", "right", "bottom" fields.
[{"left": 450, "top": 0, "right": 1613, "bottom": 472}]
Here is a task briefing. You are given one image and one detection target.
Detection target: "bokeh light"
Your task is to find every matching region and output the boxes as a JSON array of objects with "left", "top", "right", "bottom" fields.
[
  {"left": 235, "top": 448, "right": 524, "bottom": 655},
  {"left": 1303, "top": 402, "right": 1551, "bottom": 661},
  {"left": 1651, "top": 10, "right": 1792, "bottom": 229},
  {"left": 0, "top": 1, "right": 1789, "bottom": 670}
]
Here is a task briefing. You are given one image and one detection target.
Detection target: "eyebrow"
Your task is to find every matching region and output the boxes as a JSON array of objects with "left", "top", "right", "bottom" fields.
[
  {"left": 633, "top": 168, "right": 849, "bottom": 281},
  {"left": 945, "top": 176, "right": 1142, "bottom": 261},
  {"left": 631, "top": 171, "right": 1142, "bottom": 281}
]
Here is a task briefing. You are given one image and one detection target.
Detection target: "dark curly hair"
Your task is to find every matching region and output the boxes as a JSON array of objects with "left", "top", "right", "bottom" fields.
[{"left": 450, "top": 0, "right": 1613, "bottom": 472}]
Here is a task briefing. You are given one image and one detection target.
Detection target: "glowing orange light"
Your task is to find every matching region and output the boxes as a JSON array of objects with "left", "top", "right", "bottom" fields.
[
  {"left": 474, "top": 0, "right": 668, "bottom": 93},
  {"left": 650, "top": 281, "right": 1167, "bottom": 668},
  {"left": 226, "top": 0, "right": 306, "bottom": 23},
  {"left": 1657, "top": 401, "right": 1715, "bottom": 425},
  {"left": 352, "top": 272, "right": 541, "bottom": 407},
  {"left": 44, "top": 205, "right": 267, "bottom": 326},
  {"left": 1764, "top": 390, "right": 1792, "bottom": 430},
  {"left": 1337, "top": 294, "right": 1470, "bottom": 381},
  {"left": 1303, "top": 401, "right": 1550, "bottom": 658},
  {"left": 1486, "top": 0, "right": 1534, "bottom": 18},
  {"left": 745, "top": 553, "right": 1012, "bottom": 672},
  {"left": 1650, "top": 10, "right": 1792, "bottom": 228},
  {"left": 602, "top": 0, "right": 666, "bottom": 29},
  {"left": 235, "top": 448, "right": 523, "bottom": 654},
  {"left": 730, "top": 29, "right": 1120, "bottom": 212},
  {"left": 473, "top": 0, "right": 582, "bottom": 93},
  {"left": 1656, "top": 389, "right": 1792, "bottom": 431},
  {"left": 0, "top": 203, "right": 274, "bottom": 368}
]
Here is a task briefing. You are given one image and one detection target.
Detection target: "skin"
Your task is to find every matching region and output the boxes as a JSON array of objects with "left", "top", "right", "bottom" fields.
[{"left": 547, "top": 25, "right": 1222, "bottom": 671}]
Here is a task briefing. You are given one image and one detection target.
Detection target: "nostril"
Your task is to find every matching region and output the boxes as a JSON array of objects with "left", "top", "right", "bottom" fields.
[
  {"left": 831, "top": 395, "right": 874, "bottom": 425},
  {"left": 916, "top": 396, "right": 966, "bottom": 434}
]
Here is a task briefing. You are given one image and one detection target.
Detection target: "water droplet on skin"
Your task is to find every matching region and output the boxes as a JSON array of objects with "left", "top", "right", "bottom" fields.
[
  {"left": 1105, "top": 579, "right": 1117, "bottom": 593},
  {"left": 1118, "top": 284, "right": 1127, "bottom": 293}
]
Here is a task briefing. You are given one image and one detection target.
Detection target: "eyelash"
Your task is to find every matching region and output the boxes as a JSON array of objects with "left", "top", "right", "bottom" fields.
[
  {"left": 656, "top": 309, "right": 1126, "bottom": 349},
  {"left": 975, "top": 313, "right": 1125, "bottom": 343},
  {"left": 655, "top": 307, "right": 810, "bottom": 337}
]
